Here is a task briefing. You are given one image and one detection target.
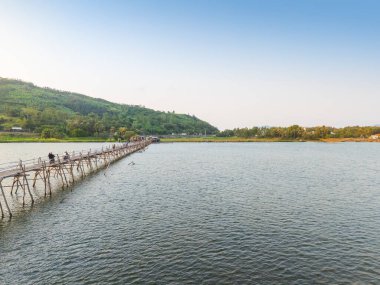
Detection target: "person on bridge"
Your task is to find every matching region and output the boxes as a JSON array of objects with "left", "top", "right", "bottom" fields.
[
  {"left": 48, "top": 152, "right": 55, "bottom": 163},
  {"left": 63, "top": 151, "right": 70, "bottom": 161}
]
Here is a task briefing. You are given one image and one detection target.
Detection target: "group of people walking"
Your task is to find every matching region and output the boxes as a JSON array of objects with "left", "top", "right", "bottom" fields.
[
  {"left": 48, "top": 151, "right": 70, "bottom": 163},
  {"left": 47, "top": 143, "right": 130, "bottom": 164}
]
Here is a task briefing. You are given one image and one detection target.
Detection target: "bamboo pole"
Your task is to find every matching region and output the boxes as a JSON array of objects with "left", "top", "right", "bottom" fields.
[
  {"left": 0, "top": 196, "right": 4, "bottom": 218},
  {"left": 55, "top": 156, "right": 66, "bottom": 188},
  {"left": 46, "top": 168, "right": 52, "bottom": 195},
  {"left": 22, "top": 165, "right": 34, "bottom": 204},
  {"left": 42, "top": 161, "right": 47, "bottom": 196},
  {"left": 10, "top": 176, "right": 17, "bottom": 195},
  {"left": 0, "top": 179, "right": 12, "bottom": 217}
]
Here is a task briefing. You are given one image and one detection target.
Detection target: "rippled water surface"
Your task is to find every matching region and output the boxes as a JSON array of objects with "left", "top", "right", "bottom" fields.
[{"left": 1, "top": 142, "right": 380, "bottom": 284}]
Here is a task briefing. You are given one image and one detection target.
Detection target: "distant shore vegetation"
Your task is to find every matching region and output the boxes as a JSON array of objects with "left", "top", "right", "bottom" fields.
[
  {"left": 216, "top": 125, "right": 380, "bottom": 140},
  {"left": 2, "top": 125, "right": 379, "bottom": 143}
]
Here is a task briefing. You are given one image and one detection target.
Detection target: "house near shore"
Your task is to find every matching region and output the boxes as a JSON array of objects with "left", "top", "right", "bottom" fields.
[
  {"left": 148, "top": 136, "right": 160, "bottom": 143},
  {"left": 11, "top": 127, "right": 23, "bottom": 132},
  {"left": 369, "top": 134, "right": 380, "bottom": 139}
]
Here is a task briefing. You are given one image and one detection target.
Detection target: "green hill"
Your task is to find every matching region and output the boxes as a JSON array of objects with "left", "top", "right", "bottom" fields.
[{"left": 0, "top": 78, "right": 218, "bottom": 138}]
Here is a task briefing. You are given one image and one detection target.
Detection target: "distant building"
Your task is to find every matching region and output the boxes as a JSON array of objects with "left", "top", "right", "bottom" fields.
[
  {"left": 369, "top": 134, "right": 380, "bottom": 139},
  {"left": 149, "top": 136, "right": 160, "bottom": 143},
  {"left": 11, "top": 127, "right": 23, "bottom": 132}
]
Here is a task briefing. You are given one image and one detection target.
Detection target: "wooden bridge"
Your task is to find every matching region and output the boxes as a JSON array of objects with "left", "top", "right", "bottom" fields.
[{"left": 0, "top": 140, "right": 151, "bottom": 218}]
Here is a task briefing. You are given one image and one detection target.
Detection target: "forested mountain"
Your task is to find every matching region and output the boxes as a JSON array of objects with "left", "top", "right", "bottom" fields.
[{"left": 0, "top": 78, "right": 218, "bottom": 138}]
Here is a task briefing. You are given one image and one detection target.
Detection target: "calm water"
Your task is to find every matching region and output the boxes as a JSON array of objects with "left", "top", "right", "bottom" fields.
[{"left": 0, "top": 142, "right": 380, "bottom": 284}]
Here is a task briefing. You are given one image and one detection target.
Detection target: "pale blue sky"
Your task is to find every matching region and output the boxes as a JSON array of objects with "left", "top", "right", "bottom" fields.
[{"left": 0, "top": 0, "right": 379, "bottom": 129}]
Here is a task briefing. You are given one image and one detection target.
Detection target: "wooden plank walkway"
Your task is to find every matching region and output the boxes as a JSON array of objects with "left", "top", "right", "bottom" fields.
[{"left": 0, "top": 140, "right": 151, "bottom": 218}]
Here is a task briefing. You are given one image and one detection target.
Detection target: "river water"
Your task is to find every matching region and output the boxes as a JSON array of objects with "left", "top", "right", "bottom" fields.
[{"left": 0, "top": 142, "right": 379, "bottom": 284}]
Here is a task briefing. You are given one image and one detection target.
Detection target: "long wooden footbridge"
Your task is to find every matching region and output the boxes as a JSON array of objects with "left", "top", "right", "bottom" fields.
[{"left": 0, "top": 140, "right": 151, "bottom": 218}]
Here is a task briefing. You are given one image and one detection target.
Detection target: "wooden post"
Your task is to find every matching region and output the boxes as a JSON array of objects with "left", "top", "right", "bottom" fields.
[
  {"left": 0, "top": 196, "right": 4, "bottom": 218},
  {"left": 87, "top": 151, "right": 93, "bottom": 172},
  {"left": 15, "top": 176, "right": 23, "bottom": 195},
  {"left": 61, "top": 163, "right": 71, "bottom": 186},
  {"left": 10, "top": 176, "right": 17, "bottom": 195},
  {"left": 22, "top": 165, "right": 34, "bottom": 204},
  {"left": 78, "top": 154, "right": 85, "bottom": 177},
  {"left": 56, "top": 156, "right": 66, "bottom": 188},
  {"left": 46, "top": 167, "right": 52, "bottom": 195},
  {"left": 0, "top": 179, "right": 12, "bottom": 217},
  {"left": 42, "top": 161, "right": 47, "bottom": 196},
  {"left": 32, "top": 170, "right": 40, "bottom": 187},
  {"left": 69, "top": 161, "right": 75, "bottom": 183}
]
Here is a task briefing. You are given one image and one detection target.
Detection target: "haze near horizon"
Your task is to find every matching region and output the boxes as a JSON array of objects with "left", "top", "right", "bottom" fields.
[{"left": 0, "top": 0, "right": 379, "bottom": 130}]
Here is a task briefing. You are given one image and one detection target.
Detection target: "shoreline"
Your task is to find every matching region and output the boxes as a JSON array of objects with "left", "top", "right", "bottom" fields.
[
  {"left": 1, "top": 136, "right": 379, "bottom": 143},
  {"left": 160, "top": 137, "right": 380, "bottom": 143}
]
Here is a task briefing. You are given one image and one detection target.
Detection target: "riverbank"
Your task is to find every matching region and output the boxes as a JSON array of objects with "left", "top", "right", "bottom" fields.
[
  {"left": 160, "top": 137, "right": 380, "bottom": 143},
  {"left": 320, "top": 138, "right": 380, "bottom": 143},
  {"left": 160, "top": 137, "right": 303, "bottom": 142},
  {"left": 1, "top": 134, "right": 379, "bottom": 143}
]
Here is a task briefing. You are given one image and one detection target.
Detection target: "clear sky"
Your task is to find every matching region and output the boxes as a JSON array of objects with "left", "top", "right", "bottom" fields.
[{"left": 0, "top": 0, "right": 379, "bottom": 130}]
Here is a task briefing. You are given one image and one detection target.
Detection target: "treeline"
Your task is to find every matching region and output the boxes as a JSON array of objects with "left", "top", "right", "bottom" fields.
[
  {"left": 217, "top": 125, "right": 380, "bottom": 139},
  {"left": 0, "top": 106, "right": 216, "bottom": 139},
  {"left": 0, "top": 78, "right": 218, "bottom": 138}
]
